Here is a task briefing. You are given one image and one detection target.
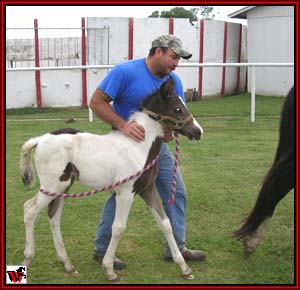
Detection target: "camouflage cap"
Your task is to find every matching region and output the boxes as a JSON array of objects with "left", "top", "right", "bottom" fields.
[{"left": 151, "top": 34, "right": 192, "bottom": 59}]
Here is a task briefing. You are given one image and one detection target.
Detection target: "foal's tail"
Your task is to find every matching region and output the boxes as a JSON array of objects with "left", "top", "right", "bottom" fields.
[{"left": 20, "top": 137, "right": 41, "bottom": 188}]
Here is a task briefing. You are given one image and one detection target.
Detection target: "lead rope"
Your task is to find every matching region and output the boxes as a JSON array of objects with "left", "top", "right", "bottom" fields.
[
  {"left": 168, "top": 132, "right": 179, "bottom": 205},
  {"left": 39, "top": 154, "right": 159, "bottom": 198},
  {"left": 40, "top": 134, "right": 180, "bottom": 203}
]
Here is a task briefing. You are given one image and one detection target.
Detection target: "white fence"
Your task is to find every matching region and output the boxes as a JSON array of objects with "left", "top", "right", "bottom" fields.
[{"left": 6, "top": 62, "right": 294, "bottom": 123}]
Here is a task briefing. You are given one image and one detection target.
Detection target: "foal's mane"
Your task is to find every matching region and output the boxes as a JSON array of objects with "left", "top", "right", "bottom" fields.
[
  {"left": 141, "top": 87, "right": 161, "bottom": 109},
  {"left": 141, "top": 76, "right": 175, "bottom": 109}
]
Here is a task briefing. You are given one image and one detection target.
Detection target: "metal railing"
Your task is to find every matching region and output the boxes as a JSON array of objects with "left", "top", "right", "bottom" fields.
[
  {"left": 6, "top": 62, "right": 294, "bottom": 122},
  {"left": 180, "top": 62, "right": 294, "bottom": 123},
  {"left": 6, "top": 26, "right": 109, "bottom": 68}
]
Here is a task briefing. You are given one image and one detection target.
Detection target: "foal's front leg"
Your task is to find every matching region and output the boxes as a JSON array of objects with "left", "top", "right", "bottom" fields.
[
  {"left": 102, "top": 186, "right": 135, "bottom": 282},
  {"left": 140, "top": 186, "right": 193, "bottom": 279}
]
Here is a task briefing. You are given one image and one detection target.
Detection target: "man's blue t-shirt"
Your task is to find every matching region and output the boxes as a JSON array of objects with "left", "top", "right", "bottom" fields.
[{"left": 98, "top": 58, "right": 185, "bottom": 121}]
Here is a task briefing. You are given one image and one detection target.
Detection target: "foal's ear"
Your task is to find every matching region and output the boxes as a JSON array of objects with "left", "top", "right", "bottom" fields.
[{"left": 160, "top": 77, "right": 175, "bottom": 101}]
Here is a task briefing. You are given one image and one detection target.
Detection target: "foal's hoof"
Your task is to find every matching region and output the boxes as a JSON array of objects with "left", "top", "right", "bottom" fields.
[
  {"left": 107, "top": 273, "right": 120, "bottom": 282},
  {"left": 65, "top": 265, "right": 78, "bottom": 274},
  {"left": 65, "top": 269, "right": 79, "bottom": 274},
  {"left": 182, "top": 272, "right": 194, "bottom": 280}
]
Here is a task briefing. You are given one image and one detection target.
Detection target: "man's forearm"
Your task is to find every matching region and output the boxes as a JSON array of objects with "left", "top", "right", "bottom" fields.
[
  {"left": 90, "top": 89, "right": 145, "bottom": 142},
  {"left": 90, "top": 89, "right": 126, "bottom": 130},
  {"left": 93, "top": 102, "right": 126, "bottom": 130}
]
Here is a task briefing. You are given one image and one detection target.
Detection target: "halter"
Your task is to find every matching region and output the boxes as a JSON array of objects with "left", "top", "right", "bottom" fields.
[
  {"left": 142, "top": 107, "right": 187, "bottom": 204},
  {"left": 142, "top": 108, "right": 193, "bottom": 130}
]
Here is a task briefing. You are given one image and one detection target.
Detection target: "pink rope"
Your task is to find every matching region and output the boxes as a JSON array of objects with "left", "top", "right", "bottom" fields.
[
  {"left": 40, "top": 134, "right": 180, "bottom": 203},
  {"left": 39, "top": 154, "right": 159, "bottom": 198},
  {"left": 168, "top": 132, "right": 179, "bottom": 204}
]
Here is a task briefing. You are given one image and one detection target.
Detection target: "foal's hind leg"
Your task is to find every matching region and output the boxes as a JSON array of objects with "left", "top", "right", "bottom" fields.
[
  {"left": 102, "top": 186, "right": 135, "bottom": 282},
  {"left": 48, "top": 197, "right": 77, "bottom": 273},
  {"left": 22, "top": 192, "right": 54, "bottom": 267},
  {"left": 140, "top": 186, "right": 193, "bottom": 280}
]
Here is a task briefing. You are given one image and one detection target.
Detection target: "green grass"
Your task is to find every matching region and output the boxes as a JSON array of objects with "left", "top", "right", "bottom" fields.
[{"left": 5, "top": 93, "right": 294, "bottom": 284}]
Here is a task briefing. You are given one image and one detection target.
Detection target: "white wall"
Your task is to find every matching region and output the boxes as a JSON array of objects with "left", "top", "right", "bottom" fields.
[
  {"left": 87, "top": 17, "right": 129, "bottom": 64},
  {"left": 172, "top": 18, "right": 199, "bottom": 94},
  {"left": 6, "top": 71, "right": 36, "bottom": 107},
  {"left": 202, "top": 20, "right": 226, "bottom": 97},
  {"left": 6, "top": 17, "right": 246, "bottom": 108},
  {"left": 40, "top": 70, "right": 82, "bottom": 107},
  {"left": 247, "top": 6, "right": 294, "bottom": 96},
  {"left": 87, "top": 17, "right": 246, "bottom": 99},
  {"left": 6, "top": 70, "right": 83, "bottom": 108},
  {"left": 7, "top": 10, "right": 294, "bottom": 108},
  {"left": 6, "top": 37, "right": 82, "bottom": 68}
]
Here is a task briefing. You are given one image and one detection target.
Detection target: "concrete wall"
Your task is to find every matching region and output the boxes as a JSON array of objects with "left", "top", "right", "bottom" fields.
[
  {"left": 6, "top": 17, "right": 247, "bottom": 108},
  {"left": 87, "top": 17, "right": 247, "bottom": 101},
  {"left": 247, "top": 6, "right": 294, "bottom": 96},
  {"left": 6, "top": 36, "right": 84, "bottom": 108},
  {"left": 6, "top": 69, "right": 83, "bottom": 108},
  {"left": 6, "top": 37, "right": 82, "bottom": 68},
  {"left": 6, "top": 71, "right": 36, "bottom": 108}
]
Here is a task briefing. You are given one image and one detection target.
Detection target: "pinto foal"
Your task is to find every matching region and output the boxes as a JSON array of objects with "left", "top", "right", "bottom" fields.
[{"left": 20, "top": 78, "right": 203, "bottom": 282}]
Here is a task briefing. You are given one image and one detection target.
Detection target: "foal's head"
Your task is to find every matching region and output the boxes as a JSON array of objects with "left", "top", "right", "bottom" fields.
[{"left": 142, "top": 77, "right": 203, "bottom": 140}]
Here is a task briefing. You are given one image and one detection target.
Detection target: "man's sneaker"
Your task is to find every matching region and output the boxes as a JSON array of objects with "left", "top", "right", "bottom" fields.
[
  {"left": 93, "top": 252, "right": 125, "bottom": 270},
  {"left": 165, "top": 248, "right": 206, "bottom": 262}
]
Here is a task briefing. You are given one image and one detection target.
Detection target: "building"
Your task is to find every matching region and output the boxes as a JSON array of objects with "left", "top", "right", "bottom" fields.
[{"left": 229, "top": 6, "right": 294, "bottom": 96}]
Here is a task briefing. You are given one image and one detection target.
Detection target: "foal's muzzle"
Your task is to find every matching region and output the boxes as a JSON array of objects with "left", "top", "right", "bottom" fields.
[{"left": 177, "top": 118, "right": 203, "bottom": 141}]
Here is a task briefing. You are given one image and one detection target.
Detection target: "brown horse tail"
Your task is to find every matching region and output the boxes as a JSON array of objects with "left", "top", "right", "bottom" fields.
[
  {"left": 233, "top": 155, "right": 294, "bottom": 239},
  {"left": 234, "top": 86, "right": 294, "bottom": 240},
  {"left": 20, "top": 137, "right": 40, "bottom": 188}
]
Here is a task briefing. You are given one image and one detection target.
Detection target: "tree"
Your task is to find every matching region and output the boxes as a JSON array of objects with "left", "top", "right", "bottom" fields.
[
  {"left": 149, "top": 6, "right": 214, "bottom": 24},
  {"left": 197, "top": 6, "right": 215, "bottom": 19}
]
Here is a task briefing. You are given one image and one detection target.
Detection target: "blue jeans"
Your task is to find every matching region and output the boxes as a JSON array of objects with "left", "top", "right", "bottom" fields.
[{"left": 94, "top": 142, "right": 187, "bottom": 257}]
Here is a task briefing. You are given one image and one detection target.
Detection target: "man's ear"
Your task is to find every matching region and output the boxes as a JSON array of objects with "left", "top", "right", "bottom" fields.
[
  {"left": 155, "top": 47, "right": 164, "bottom": 56},
  {"left": 160, "top": 77, "right": 174, "bottom": 101}
]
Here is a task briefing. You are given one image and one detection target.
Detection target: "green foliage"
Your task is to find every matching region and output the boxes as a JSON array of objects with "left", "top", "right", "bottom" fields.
[
  {"left": 6, "top": 94, "right": 294, "bottom": 284},
  {"left": 197, "top": 6, "right": 214, "bottom": 19},
  {"left": 149, "top": 6, "right": 214, "bottom": 24}
]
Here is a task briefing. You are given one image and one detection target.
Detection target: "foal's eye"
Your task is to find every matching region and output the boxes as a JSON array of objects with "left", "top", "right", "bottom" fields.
[{"left": 175, "top": 108, "right": 182, "bottom": 113}]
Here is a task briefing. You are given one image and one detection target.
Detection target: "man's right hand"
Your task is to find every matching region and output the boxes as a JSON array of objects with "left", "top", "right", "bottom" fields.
[
  {"left": 120, "top": 121, "right": 145, "bottom": 142},
  {"left": 90, "top": 89, "right": 145, "bottom": 142}
]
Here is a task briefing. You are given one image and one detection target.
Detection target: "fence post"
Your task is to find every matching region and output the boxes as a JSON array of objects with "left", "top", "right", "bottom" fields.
[
  {"left": 221, "top": 22, "right": 228, "bottom": 98},
  {"left": 251, "top": 66, "right": 256, "bottom": 123},
  {"left": 169, "top": 18, "right": 174, "bottom": 34},
  {"left": 34, "top": 19, "right": 42, "bottom": 107},
  {"left": 128, "top": 18, "right": 134, "bottom": 60},
  {"left": 236, "top": 23, "right": 242, "bottom": 94},
  {"left": 198, "top": 19, "right": 204, "bottom": 99},
  {"left": 81, "top": 17, "right": 87, "bottom": 108}
]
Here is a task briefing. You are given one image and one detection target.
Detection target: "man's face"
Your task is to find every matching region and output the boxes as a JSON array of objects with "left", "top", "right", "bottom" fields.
[{"left": 154, "top": 48, "right": 180, "bottom": 77}]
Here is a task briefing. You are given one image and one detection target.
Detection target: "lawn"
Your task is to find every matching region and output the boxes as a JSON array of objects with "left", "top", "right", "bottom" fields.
[{"left": 5, "top": 93, "right": 294, "bottom": 284}]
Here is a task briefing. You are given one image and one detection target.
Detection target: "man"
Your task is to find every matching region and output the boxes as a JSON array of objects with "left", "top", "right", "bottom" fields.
[{"left": 90, "top": 34, "right": 206, "bottom": 270}]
